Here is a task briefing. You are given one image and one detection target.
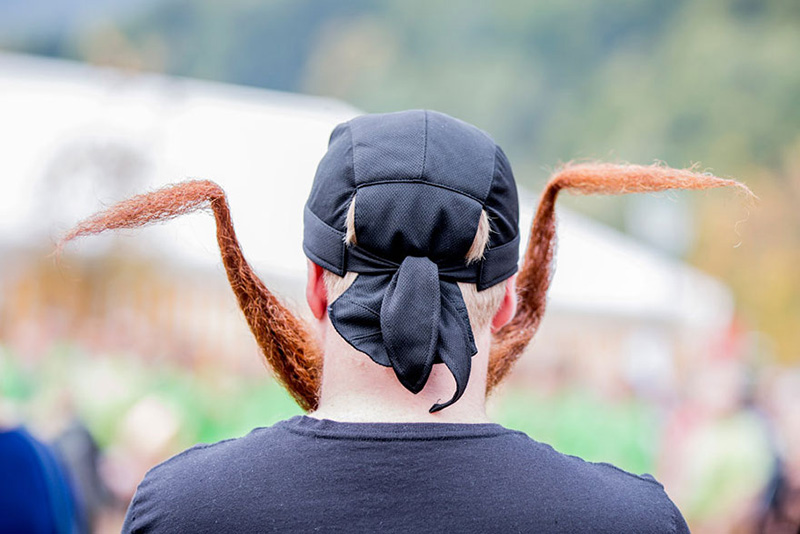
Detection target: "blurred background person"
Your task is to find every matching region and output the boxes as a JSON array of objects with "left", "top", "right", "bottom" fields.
[{"left": 0, "top": 419, "right": 83, "bottom": 533}]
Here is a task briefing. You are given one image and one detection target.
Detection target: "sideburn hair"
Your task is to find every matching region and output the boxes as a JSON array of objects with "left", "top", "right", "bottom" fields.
[{"left": 59, "top": 163, "right": 754, "bottom": 410}]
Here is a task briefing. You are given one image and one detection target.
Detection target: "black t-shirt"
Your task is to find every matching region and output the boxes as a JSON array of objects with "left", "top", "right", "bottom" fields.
[{"left": 122, "top": 416, "right": 689, "bottom": 533}]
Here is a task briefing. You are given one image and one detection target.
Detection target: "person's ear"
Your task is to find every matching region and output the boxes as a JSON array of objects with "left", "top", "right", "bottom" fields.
[
  {"left": 491, "top": 275, "right": 517, "bottom": 333},
  {"left": 306, "top": 259, "right": 328, "bottom": 320}
]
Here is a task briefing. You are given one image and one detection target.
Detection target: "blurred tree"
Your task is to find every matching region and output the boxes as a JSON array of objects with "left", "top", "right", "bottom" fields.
[{"left": 692, "top": 146, "right": 800, "bottom": 365}]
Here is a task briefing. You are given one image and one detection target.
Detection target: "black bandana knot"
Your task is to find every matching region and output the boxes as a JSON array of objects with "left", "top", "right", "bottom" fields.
[{"left": 329, "top": 254, "right": 477, "bottom": 412}]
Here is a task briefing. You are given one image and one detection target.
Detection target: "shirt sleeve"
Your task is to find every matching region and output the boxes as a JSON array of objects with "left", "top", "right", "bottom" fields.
[
  {"left": 121, "top": 471, "right": 165, "bottom": 534},
  {"left": 121, "top": 488, "right": 141, "bottom": 533},
  {"left": 670, "top": 499, "right": 692, "bottom": 534}
]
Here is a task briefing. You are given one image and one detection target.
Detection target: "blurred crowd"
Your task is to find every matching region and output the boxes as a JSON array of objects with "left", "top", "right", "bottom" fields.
[{"left": 3, "top": 327, "right": 800, "bottom": 533}]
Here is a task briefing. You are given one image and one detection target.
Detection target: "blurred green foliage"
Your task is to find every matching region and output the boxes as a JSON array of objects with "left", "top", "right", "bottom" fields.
[
  {"left": 0, "top": 343, "right": 302, "bottom": 449},
  {"left": 0, "top": 342, "right": 657, "bottom": 474},
  {"left": 493, "top": 388, "right": 660, "bottom": 475}
]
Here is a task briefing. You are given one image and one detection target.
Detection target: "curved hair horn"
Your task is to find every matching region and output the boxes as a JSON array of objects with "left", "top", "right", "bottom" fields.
[
  {"left": 58, "top": 180, "right": 323, "bottom": 411},
  {"left": 486, "top": 162, "right": 755, "bottom": 392},
  {"left": 60, "top": 165, "right": 753, "bottom": 411}
]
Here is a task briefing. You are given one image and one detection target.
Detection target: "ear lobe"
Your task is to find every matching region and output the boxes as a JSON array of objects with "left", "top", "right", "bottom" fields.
[
  {"left": 306, "top": 260, "right": 328, "bottom": 320},
  {"left": 491, "top": 275, "right": 517, "bottom": 333}
]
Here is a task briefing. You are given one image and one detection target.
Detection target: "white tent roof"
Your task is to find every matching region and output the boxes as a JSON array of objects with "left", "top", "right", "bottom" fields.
[{"left": 0, "top": 52, "right": 733, "bottom": 331}]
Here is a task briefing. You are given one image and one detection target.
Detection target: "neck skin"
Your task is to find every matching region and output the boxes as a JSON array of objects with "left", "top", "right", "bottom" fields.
[
  {"left": 304, "top": 260, "right": 514, "bottom": 424},
  {"left": 309, "top": 319, "right": 493, "bottom": 424}
]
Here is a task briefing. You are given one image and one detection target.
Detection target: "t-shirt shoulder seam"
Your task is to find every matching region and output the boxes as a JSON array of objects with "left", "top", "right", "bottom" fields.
[
  {"left": 513, "top": 432, "right": 666, "bottom": 489},
  {"left": 587, "top": 460, "right": 666, "bottom": 488},
  {"left": 669, "top": 495, "right": 688, "bottom": 534},
  {"left": 142, "top": 435, "right": 244, "bottom": 478}
]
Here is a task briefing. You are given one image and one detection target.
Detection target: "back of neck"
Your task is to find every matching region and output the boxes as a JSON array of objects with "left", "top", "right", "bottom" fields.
[{"left": 310, "top": 324, "right": 491, "bottom": 424}]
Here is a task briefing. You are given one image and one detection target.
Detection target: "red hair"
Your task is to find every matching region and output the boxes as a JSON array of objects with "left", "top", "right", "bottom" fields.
[
  {"left": 59, "top": 180, "right": 321, "bottom": 411},
  {"left": 59, "top": 163, "right": 754, "bottom": 409},
  {"left": 486, "top": 162, "right": 754, "bottom": 390}
]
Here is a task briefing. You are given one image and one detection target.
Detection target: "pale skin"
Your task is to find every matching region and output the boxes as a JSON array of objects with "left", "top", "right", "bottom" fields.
[{"left": 305, "top": 260, "right": 517, "bottom": 424}]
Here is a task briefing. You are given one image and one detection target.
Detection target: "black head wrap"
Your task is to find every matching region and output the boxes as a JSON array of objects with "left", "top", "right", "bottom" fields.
[{"left": 304, "top": 110, "right": 519, "bottom": 412}]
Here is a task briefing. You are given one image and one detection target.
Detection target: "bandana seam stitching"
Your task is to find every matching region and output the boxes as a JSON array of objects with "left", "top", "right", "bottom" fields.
[{"left": 354, "top": 180, "right": 484, "bottom": 204}]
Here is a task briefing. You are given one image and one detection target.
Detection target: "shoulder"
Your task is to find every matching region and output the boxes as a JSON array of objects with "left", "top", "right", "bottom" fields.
[
  {"left": 122, "top": 423, "right": 288, "bottom": 534},
  {"left": 495, "top": 431, "right": 690, "bottom": 533}
]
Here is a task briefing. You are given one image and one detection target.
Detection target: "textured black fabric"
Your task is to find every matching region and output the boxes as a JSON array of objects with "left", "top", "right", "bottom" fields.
[
  {"left": 329, "top": 264, "right": 476, "bottom": 412},
  {"left": 303, "top": 110, "right": 520, "bottom": 410},
  {"left": 122, "top": 416, "right": 690, "bottom": 534},
  {"left": 305, "top": 204, "right": 519, "bottom": 287}
]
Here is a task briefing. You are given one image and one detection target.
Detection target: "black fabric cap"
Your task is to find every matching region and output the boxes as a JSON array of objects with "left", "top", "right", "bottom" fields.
[{"left": 303, "top": 110, "right": 519, "bottom": 412}]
